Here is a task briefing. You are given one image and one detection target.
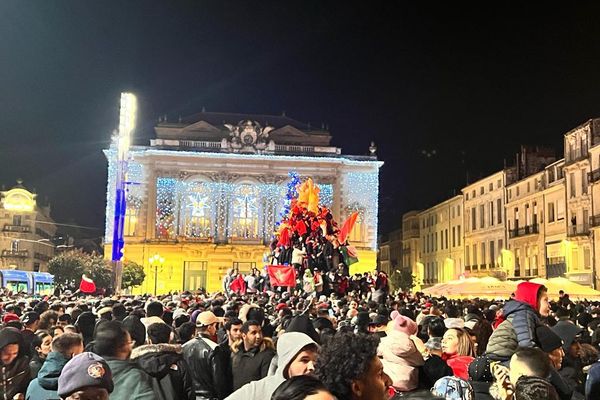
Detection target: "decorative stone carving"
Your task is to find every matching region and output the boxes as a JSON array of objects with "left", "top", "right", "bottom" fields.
[{"left": 224, "top": 120, "right": 275, "bottom": 153}]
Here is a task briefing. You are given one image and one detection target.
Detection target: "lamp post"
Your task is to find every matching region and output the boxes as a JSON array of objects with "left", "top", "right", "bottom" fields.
[
  {"left": 148, "top": 254, "right": 164, "bottom": 295},
  {"left": 111, "top": 93, "right": 137, "bottom": 294}
]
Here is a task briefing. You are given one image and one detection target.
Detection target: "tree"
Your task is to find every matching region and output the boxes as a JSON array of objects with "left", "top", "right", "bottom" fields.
[
  {"left": 48, "top": 249, "right": 87, "bottom": 289},
  {"left": 49, "top": 250, "right": 112, "bottom": 291},
  {"left": 390, "top": 268, "right": 415, "bottom": 292},
  {"left": 88, "top": 254, "right": 112, "bottom": 289},
  {"left": 122, "top": 261, "right": 146, "bottom": 290}
]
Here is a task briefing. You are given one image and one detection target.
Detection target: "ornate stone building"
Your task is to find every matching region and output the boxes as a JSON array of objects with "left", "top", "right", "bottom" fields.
[
  {"left": 0, "top": 182, "right": 56, "bottom": 271},
  {"left": 104, "top": 112, "right": 382, "bottom": 293}
]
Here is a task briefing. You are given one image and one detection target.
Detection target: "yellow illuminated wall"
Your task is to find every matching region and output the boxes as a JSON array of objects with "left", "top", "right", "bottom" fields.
[{"left": 107, "top": 243, "right": 379, "bottom": 294}]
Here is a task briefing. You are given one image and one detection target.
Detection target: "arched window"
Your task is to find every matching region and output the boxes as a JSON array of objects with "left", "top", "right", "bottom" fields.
[
  {"left": 231, "top": 184, "right": 259, "bottom": 239},
  {"left": 181, "top": 182, "right": 213, "bottom": 238}
]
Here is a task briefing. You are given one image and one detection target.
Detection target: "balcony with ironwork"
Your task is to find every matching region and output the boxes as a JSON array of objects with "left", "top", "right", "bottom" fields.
[
  {"left": 567, "top": 224, "right": 590, "bottom": 237},
  {"left": 589, "top": 169, "right": 600, "bottom": 184},
  {"left": 3, "top": 224, "right": 31, "bottom": 233},
  {"left": 546, "top": 257, "right": 566, "bottom": 278},
  {"left": 1, "top": 250, "right": 29, "bottom": 258},
  {"left": 509, "top": 224, "right": 539, "bottom": 239}
]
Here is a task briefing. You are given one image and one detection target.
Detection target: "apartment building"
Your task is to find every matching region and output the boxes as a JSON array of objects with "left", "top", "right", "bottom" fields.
[
  {"left": 418, "top": 196, "right": 463, "bottom": 285},
  {"left": 543, "top": 160, "right": 567, "bottom": 278},
  {"left": 463, "top": 171, "right": 506, "bottom": 277},
  {"left": 401, "top": 211, "right": 420, "bottom": 279},
  {"left": 506, "top": 171, "right": 545, "bottom": 278}
]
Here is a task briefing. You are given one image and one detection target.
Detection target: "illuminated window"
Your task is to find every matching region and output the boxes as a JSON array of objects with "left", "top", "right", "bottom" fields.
[
  {"left": 231, "top": 184, "right": 259, "bottom": 239},
  {"left": 124, "top": 206, "right": 139, "bottom": 236},
  {"left": 182, "top": 183, "right": 213, "bottom": 238}
]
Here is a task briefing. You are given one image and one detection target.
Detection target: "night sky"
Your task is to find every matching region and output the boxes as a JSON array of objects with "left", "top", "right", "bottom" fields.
[{"left": 2, "top": 2, "right": 600, "bottom": 238}]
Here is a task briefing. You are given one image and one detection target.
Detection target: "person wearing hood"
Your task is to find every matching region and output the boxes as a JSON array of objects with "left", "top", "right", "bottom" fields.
[
  {"left": 378, "top": 311, "right": 424, "bottom": 392},
  {"left": 225, "top": 332, "right": 317, "bottom": 400},
  {"left": 0, "top": 327, "right": 30, "bottom": 399},
  {"left": 74, "top": 311, "right": 96, "bottom": 347},
  {"left": 552, "top": 318, "right": 585, "bottom": 398},
  {"left": 131, "top": 322, "right": 194, "bottom": 400},
  {"left": 25, "top": 333, "right": 84, "bottom": 400},
  {"left": 486, "top": 282, "right": 549, "bottom": 354}
]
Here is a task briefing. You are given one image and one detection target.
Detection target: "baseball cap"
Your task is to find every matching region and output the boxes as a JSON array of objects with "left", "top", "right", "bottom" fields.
[
  {"left": 58, "top": 352, "right": 113, "bottom": 397},
  {"left": 196, "top": 311, "right": 223, "bottom": 327},
  {"left": 21, "top": 311, "right": 40, "bottom": 325}
]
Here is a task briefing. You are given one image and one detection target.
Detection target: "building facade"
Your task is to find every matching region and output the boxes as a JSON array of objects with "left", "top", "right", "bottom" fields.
[
  {"left": 104, "top": 112, "right": 382, "bottom": 293},
  {"left": 506, "top": 171, "right": 545, "bottom": 278},
  {"left": 0, "top": 182, "right": 56, "bottom": 271},
  {"left": 378, "top": 228, "right": 402, "bottom": 275},
  {"left": 392, "top": 120, "right": 600, "bottom": 288},
  {"left": 463, "top": 171, "right": 507, "bottom": 278},
  {"left": 401, "top": 211, "right": 420, "bottom": 280},
  {"left": 562, "top": 119, "right": 600, "bottom": 286},
  {"left": 417, "top": 196, "right": 463, "bottom": 285}
]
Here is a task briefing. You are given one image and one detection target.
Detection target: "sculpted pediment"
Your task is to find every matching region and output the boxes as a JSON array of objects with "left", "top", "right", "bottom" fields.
[{"left": 181, "top": 120, "right": 222, "bottom": 133}]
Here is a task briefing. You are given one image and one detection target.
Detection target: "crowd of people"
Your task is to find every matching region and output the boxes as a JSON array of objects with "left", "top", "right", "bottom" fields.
[{"left": 0, "top": 279, "right": 599, "bottom": 400}]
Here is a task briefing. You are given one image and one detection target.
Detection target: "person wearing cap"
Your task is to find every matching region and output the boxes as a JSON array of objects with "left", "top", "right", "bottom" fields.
[
  {"left": 535, "top": 325, "right": 573, "bottom": 400},
  {"left": 25, "top": 332, "right": 84, "bottom": 400},
  {"left": 368, "top": 314, "right": 388, "bottom": 338},
  {"left": 183, "top": 311, "right": 233, "bottom": 399},
  {"left": 20, "top": 312, "right": 40, "bottom": 358},
  {"left": 0, "top": 327, "right": 30, "bottom": 399},
  {"left": 57, "top": 352, "right": 113, "bottom": 400},
  {"left": 552, "top": 318, "right": 586, "bottom": 398}
]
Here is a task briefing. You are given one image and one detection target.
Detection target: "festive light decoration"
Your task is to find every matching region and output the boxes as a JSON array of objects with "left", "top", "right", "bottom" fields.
[{"left": 105, "top": 147, "right": 380, "bottom": 250}]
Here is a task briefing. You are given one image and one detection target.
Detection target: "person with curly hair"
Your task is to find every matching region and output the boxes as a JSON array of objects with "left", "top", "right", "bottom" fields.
[{"left": 315, "top": 331, "right": 392, "bottom": 400}]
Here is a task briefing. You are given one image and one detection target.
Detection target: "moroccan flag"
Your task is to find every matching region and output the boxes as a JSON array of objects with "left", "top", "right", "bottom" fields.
[
  {"left": 79, "top": 275, "right": 96, "bottom": 294},
  {"left": 267, "top": 265, "right": 296, "bottom": 287}
]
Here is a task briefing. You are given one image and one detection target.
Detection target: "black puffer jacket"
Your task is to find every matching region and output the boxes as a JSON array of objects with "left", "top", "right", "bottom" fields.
[
  {"left": 131, "top": 343, "right": 195, "bottom": 400},
  {"left": 0, "top": 327, "right": 31, "bottom": 399},
  {"left": 182, "top": 335, "right": 232, "bottom": 400}
]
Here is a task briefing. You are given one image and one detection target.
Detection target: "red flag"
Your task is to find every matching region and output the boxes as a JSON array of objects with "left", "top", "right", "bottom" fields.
[
  {"left": 338, "top": 212, "right": 359, "bottom": 244},
  {"left": 267, "top": 265, "right": 296, "bottom": 287},
  {"left": 79, "top": 275, "right": 96, "bottom": 294},
  {"left": 230, "top": 275, "right": 246, "bottom": 294}
]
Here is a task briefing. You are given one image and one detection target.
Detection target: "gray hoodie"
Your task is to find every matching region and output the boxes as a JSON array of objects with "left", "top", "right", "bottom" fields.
[{"left": 225, "top": 332, "right": 316, "bottom": 400}]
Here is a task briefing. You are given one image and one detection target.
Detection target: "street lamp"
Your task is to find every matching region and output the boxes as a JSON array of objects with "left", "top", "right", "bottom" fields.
[
  {"left": 148, "top": 254, "right": 164, "bottom": 295},
  {"left": 112, "top": 92, "right": 137, "bottom": 294}
]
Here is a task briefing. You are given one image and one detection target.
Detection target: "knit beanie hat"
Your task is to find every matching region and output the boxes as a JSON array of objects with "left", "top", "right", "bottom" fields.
[
  {"left": 390, "top": 310, "right": 417, "bottom": 335},
  {"left": 58, "top": 352, "right": 113, "bottom": 397},
  {"left": 535, "top": 325, "right": 563, "bottom": 353}
]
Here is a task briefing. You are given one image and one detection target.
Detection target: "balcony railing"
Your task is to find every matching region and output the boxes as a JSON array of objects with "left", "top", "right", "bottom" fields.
[
  {"left": 589, "top": 169, "right": 600, "bottom": 183},
  {"left": 1, "top": 250, "right": 29, "bottom": 258},
  {"left": 3, "top": 225, "right": 31, "bottom": 233},
  {"left": 509, "top": 224, "right": 539, "bottom": 238},
  {"left": 567, "top": 224, "right": 590, "bottom": 237}
]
